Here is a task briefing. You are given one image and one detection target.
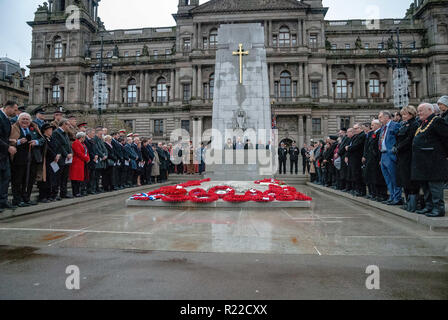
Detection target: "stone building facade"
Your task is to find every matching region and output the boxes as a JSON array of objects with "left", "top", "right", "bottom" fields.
[
  {"left": 0, "top": 58, "right": 29, "bottom": 107},
  {"left": 27, "top": 0, "right": 448, "bottom": 146}
]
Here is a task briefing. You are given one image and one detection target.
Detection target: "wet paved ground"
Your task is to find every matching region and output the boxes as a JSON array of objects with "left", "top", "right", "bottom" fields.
[{"left": 0, "top": 185, "right": 447, "bottom": 299}]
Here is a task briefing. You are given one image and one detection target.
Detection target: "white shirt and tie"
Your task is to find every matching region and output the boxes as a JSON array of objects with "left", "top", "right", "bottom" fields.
[
  {"left": 17, "top": 127, "right": 39, "bottom": 146},
  {"left": 381, "top": 120, "right": 392, "bottom": 152}
]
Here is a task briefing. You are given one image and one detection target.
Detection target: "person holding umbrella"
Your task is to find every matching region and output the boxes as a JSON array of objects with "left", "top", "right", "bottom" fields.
[{"left": 9, "top": 113, "right": 44, "bottom": 207}]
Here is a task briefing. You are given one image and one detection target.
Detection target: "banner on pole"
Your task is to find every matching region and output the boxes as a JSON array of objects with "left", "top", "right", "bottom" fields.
[
  {"left": 93, "top": 72, "right": 108, "bottom": 110},
  {"left": 393, "top": 68, "right": 409, "bottom": 109}
]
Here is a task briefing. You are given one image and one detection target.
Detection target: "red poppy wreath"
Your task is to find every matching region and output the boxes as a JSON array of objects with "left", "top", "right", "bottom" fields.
[
  {"left": 208, "top": 186, "right": 235, "bottom": 199},
  {"left": 190, "top": 193, "right": 219, "bottom": 203},
  {"left": 222, "top": 194, "right": 250, "bottom": 202}
]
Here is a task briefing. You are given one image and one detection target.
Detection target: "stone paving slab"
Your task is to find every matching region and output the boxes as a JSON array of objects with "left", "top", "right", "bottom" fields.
[
  {"left": 0, "top": 183, "right": 171, "bottom": 221},
  {"left": 307, "top": 182, "right": 448, "bottom": 230}
]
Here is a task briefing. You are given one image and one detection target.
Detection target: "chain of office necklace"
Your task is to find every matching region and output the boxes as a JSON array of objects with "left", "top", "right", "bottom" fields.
[{"left": 415, "top": 116, "right": 439, "bottom": 136}]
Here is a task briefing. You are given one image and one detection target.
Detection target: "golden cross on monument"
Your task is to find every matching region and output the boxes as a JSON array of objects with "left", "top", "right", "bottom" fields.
[{"left": 232, "top": 43, "right": 249, "bottom": 84}]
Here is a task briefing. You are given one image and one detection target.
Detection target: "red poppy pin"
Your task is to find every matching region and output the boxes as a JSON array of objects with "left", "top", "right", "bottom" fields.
[
  {"left": 372, "top": 134, "right": 376, "bottom": 139},
  {"left": 30, "top": 127, "right": 34, "bottom": 131}
]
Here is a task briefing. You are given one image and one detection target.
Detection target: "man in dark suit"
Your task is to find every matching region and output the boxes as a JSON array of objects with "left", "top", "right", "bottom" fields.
[
  {"left": 412, "top": 103, "right": 448, "bottom": 217},
  {"left": 93, "top": 127, "right": 108, "bottom": 192},
  {"left": 111, "top": 132, "right": 125, "bottom": 189},
  {"left": 0, "top": 101, "right": 18, "bottom": 213},
  {"left": 278, "top": 143, "right": 288, "bottom": 174},
  {"left": 84, "top": 128, "right": 99, "bottom": 194},
  {"left": 289, "top": 141, "right": 300, "bottom": 175},
  {"left": 10, "top": 113, "right": 45, "bottom": 206},
  {"left": 141, "top": 138, "right": 155, "bottom": 184},
  {"left": 378, "top": 111, "right": 402, "bottom": 205},
  {"left": 300, "top": 143, "right": 310, "bottom": 174},
  {"left": 124, "top": 137, "right": 138, "bottom": 186},
  {"left": 51, "top": 118, "right": 73, "bottom": 199},
  {"left": 345, "top": 124, "right": 366, "bottom": 197}
]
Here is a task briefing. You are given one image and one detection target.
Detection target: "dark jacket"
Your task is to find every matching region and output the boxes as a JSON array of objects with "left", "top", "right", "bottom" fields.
[
  {"left": 346, "top": 133, "right": 366, "bottom": 182},
  {"left": 363, "top": 130, "right": 385, "bottom": 186},
  {"left": 112, "top": 138, "right": 124, "bottom": 161},
  {"left": 395, "top": 118, "right": 419, "bottom": 188},
  {"left": 84, "top": 137, "right": 98, "bottom": 170},
  {"left": 124, "top": 143, "right": 138, "bottom": 170},
  {"left": 441, "top": 110, "right": 448, "bottom": 123},
  {"left": 11, "top": 125, "right": 45, "bottom": 166},
  {"left": 105, "top": 142, "right": 117, "bottom": 167},
  {"left": 51, "top": 128, "right": 72, "bottom": 167},
  {"left": 289, "top": 146, "right": 300, "bottom": 161},
  {"left": 93, "top": 136, "right": 107, "bottom": 169},
  {"left": 142, "top": 145, "right": 154, "bottom": 164},
  {"left": 278, "top": 147, "right": 288, "bottom": 161},
  {"left": 411, "top": 114, "right": 448, "bottom": 181},
  {"left": 0, "top": 110, "right": 11, "bottom": 169}
]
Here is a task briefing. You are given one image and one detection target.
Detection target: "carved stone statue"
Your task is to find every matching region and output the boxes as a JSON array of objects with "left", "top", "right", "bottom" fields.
[
  {"left": 112, "top": 44, "right": 119, "bottom": 58},
  {"left": 38, "top": 2, "right": 49, "bottom": 11},
  {"left": 355, "top": 36, "right": 363, "bottom": 50},
  {"left": 142, "top": 44, "right": 149, "bottom": 56},
  {"left": 325, "top": 38, "right": 332, "bottom": 50},
  {"left": 387, "top": 35, "right": 395, "bottom": 50},
  {"left": 84, "top": 44, "right": 91, "bottom": 59},
  {"left": 232, "top": 108, "right": 248, "bottom": 131}
]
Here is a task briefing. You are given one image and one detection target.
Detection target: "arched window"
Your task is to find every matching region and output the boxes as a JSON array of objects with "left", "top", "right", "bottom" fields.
[
  {"left": 127, "top": 78, "right": 137, "bottom": 103},
  {"left": 369, "top": 72, "right": 380, "bottom": 98},
  {"left": 336, "top": 72, "right": 348, "bottom": 99},
  {"left": 279, "top": 27, "right": 291, "bottom": 47},
  {"left": 209, "top": 73, "right": 214, "bottom": 99},
  {"left": 54, "top": 37, "right": 63, "bottom": 59},
  {"left": 280, "top": 71, "right": 291, "bottom": 98},
  {"left": 52, "top": 79, "right": 61, "bottom": 103},
  {"left": 157, "top": 78, "right": 167, "bottom": 103},
  {"left": 209, "top": 29, "right": 218, "bottom": 48}
]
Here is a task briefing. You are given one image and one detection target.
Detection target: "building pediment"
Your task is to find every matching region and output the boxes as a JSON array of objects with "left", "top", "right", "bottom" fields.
[{"left": 192, "top": 0, "right": 309, "bottom": 14}]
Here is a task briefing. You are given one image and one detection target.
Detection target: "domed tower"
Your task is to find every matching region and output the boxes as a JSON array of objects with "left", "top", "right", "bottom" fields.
[{"left": 27, "top": 0, "right": 102, "bottom": 109}]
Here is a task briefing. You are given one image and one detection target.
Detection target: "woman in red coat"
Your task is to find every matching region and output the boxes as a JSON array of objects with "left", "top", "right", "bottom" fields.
[{"left": 70, "top": 132, "right": 90, "bottom": 197}]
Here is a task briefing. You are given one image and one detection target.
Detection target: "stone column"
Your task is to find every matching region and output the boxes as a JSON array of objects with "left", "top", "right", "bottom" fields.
[
  {"left": 299, "top": 63, "right": 303, "bottom": 96},
  {"left": 269, "top": 20, "right": 273, "bottom": 47},
  {"left": 85, "top": 74, "right": 91, "bottom": 104},
  {"left": 176, "top": 69, "right": 181, "bottom": 101},
  {"left": 170, "top": 70, "right": 175, "bottom": 102},
  {"left": 193, "top": 23, "right": 197, "bottom": 49},
  {"left": 421, "top": 64, "right": 428, "bottom": 98},
  {"left": 197, "top": 23, "right": 202, "bottom": 49},
  {"left": 297, "top": 18, "right": 302, "bottom": 47},
  {"left": 298, "top": 115, "right": 304, "bottom": 148},
  {"left": 198, "top": 65, "right": 202, "bottom": 99},
  {"left": 40, "top": 75, "right": 44, "bottom": 104},
  {"left": 305, "top": 115, "right": 312, "bottom": 144},
  {"left": 323, "top": 116, "right": 329, "bottom": 138},
  {"left": 264, "top": 20, "right": 269, "bottom": 47},
  {"left": 192, "top": 66, "right": 197, "bottom": 98},
  {"left": 64, "top": 73, "right": 69, "bottom": 103},
  {"left": 387, "top": 66, "right": 393, "bottom": 100},
  {"left": 304, "top": 64, "right": 309, "bottom": 96},
  {"left": 110, "top": 73, "right": 115, "bottom": 103},
  {"left": 355, "top": 65, "right": 360, "bottom": 98},
  {"left": 145, "top": 71, "right": 150, "bottom": 101},
  {"left": 327, "top": 64, "right": 333, "bottom": 98},
  {"left": 360, "top": 64, "right": 366, "bottom": 97},
  {"left": 322, "top": 64, "right": 328, "bottom": 98},
  {"left": 115, "top": 72, "right": 120, "bottom": 103},
  {"left": 302, "top": 20, "right": 306, "bottom": 46},
  {"left": 269, "top": 63, "right": 274, "bottom": 98},
  {"left": 139, "top": 71, "right": 144, "bottom": 102}
]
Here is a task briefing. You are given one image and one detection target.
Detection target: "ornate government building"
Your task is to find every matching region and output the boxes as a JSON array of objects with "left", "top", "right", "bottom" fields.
[{"left": 27, "top": 0, "right": 448, "bottom": 146}]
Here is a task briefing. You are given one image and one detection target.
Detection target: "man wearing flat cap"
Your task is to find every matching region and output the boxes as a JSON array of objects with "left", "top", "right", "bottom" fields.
[
  {"left": 51, "top": 107, "right": 64, "bottom": 128},
  {"left": 32, "top": 106, "right": 47, "bottom": 130},
  {"left": 437, "top": 96, "right": 448, "bottom": 123}
]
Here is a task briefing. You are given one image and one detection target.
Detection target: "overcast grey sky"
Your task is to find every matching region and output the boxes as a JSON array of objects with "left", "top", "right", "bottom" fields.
[{"left": 0, "top": 0, "right": 411, "bottom": 75}]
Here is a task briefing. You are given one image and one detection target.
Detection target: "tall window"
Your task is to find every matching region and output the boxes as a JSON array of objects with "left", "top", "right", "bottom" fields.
[
  {"left": 279, "top": 27, "right": 290, "bottom": 47},
  {"left": 209, "top": 29, "right": 218, "bottom": 48},
  {"left": 310, "top": 34, "right": 318, "bottom": 49},
  {"left": 54, "top": 37, "right": 63, "bottom": 58},
  {"left": 183, "top": 38, "right": 191, "bottom": 52},
  {"left": 280, "top": 71, "right": 291, "bottom": 98},
  {"left": 127, "top": 78, "right": 137, "bottom": 103},
  {"left": 312, "top": 118, "right": 322, "bottom": 135},
  {"left": 154, "top": 120, "right": 164, "bottom": 136},
  {"left": 156, "top": 78, "right": 167, "bottom": 103},
  {"left": 311, "top": 81, "right": 319, "bottom": 98},
  {"left": 336, "top": 73, "right": 348, "bottom": 99},
  {"left": 52, "top": 81, "right": 61, "bottom": 103},
  {"left": 209, "top": 73, "right": 214, "bottom": 99},
  {"left": 273, "top": 35, "right": 278, "bottom": 47},
  {"left": 181, "top": 120, "right": 190, "bottom": 132},
  {"left": 183, "top": 83, "right": 191, "bottom": 102},
  {"left": 369, "top": 73, "right": 380, "bottom": 98}
]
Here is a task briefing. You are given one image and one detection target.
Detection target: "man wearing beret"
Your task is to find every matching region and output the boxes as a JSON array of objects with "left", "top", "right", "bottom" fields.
[{"left": 412, "top": 103, "right": 448, "bottom": 217}]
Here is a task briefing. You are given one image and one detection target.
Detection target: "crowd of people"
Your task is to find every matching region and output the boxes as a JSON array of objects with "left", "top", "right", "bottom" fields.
[
  {"left": 0, "top": 102, "right": 206, "bottom": 213},
  {"left": 300, "top": 97, "right": 448, "bottom": 218}
]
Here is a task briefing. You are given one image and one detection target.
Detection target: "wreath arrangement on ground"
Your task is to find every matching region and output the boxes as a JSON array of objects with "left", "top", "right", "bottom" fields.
[
  {"left": 222, "top": 194, "right": 251, "bottom": 203},
  {"left": 208, "top": 186, "right": 236, "bottom": 199},
  {"left": 178, "top": 178, "right": 211, "bottom": 188},
  {"left": 158, "top": 186, "right": 187, "bottom": 196},
  {"left": 188, "top": 188, "right": 208, "bottom": 197},
  {"left": 252, "top": 194, "right": 275, "bottom": 202},
  {"left": 189, "top": 193, "right": 219, "bottom": 203},
  {"left": 161, "top": 194, "right": 191, "bottom": 202},
  {"left": 244, "top": 189, "right": 263, "bottom": 200}
]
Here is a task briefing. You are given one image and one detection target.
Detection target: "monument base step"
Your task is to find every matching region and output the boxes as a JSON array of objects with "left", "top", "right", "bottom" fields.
[{"left": 126, "top": 199, "right": 311, "bottom": 209}]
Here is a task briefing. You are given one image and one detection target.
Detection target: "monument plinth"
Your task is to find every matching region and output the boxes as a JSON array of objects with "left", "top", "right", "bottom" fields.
[{"left": 207, "top": 23, "right": 275, "bottom": 181}]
